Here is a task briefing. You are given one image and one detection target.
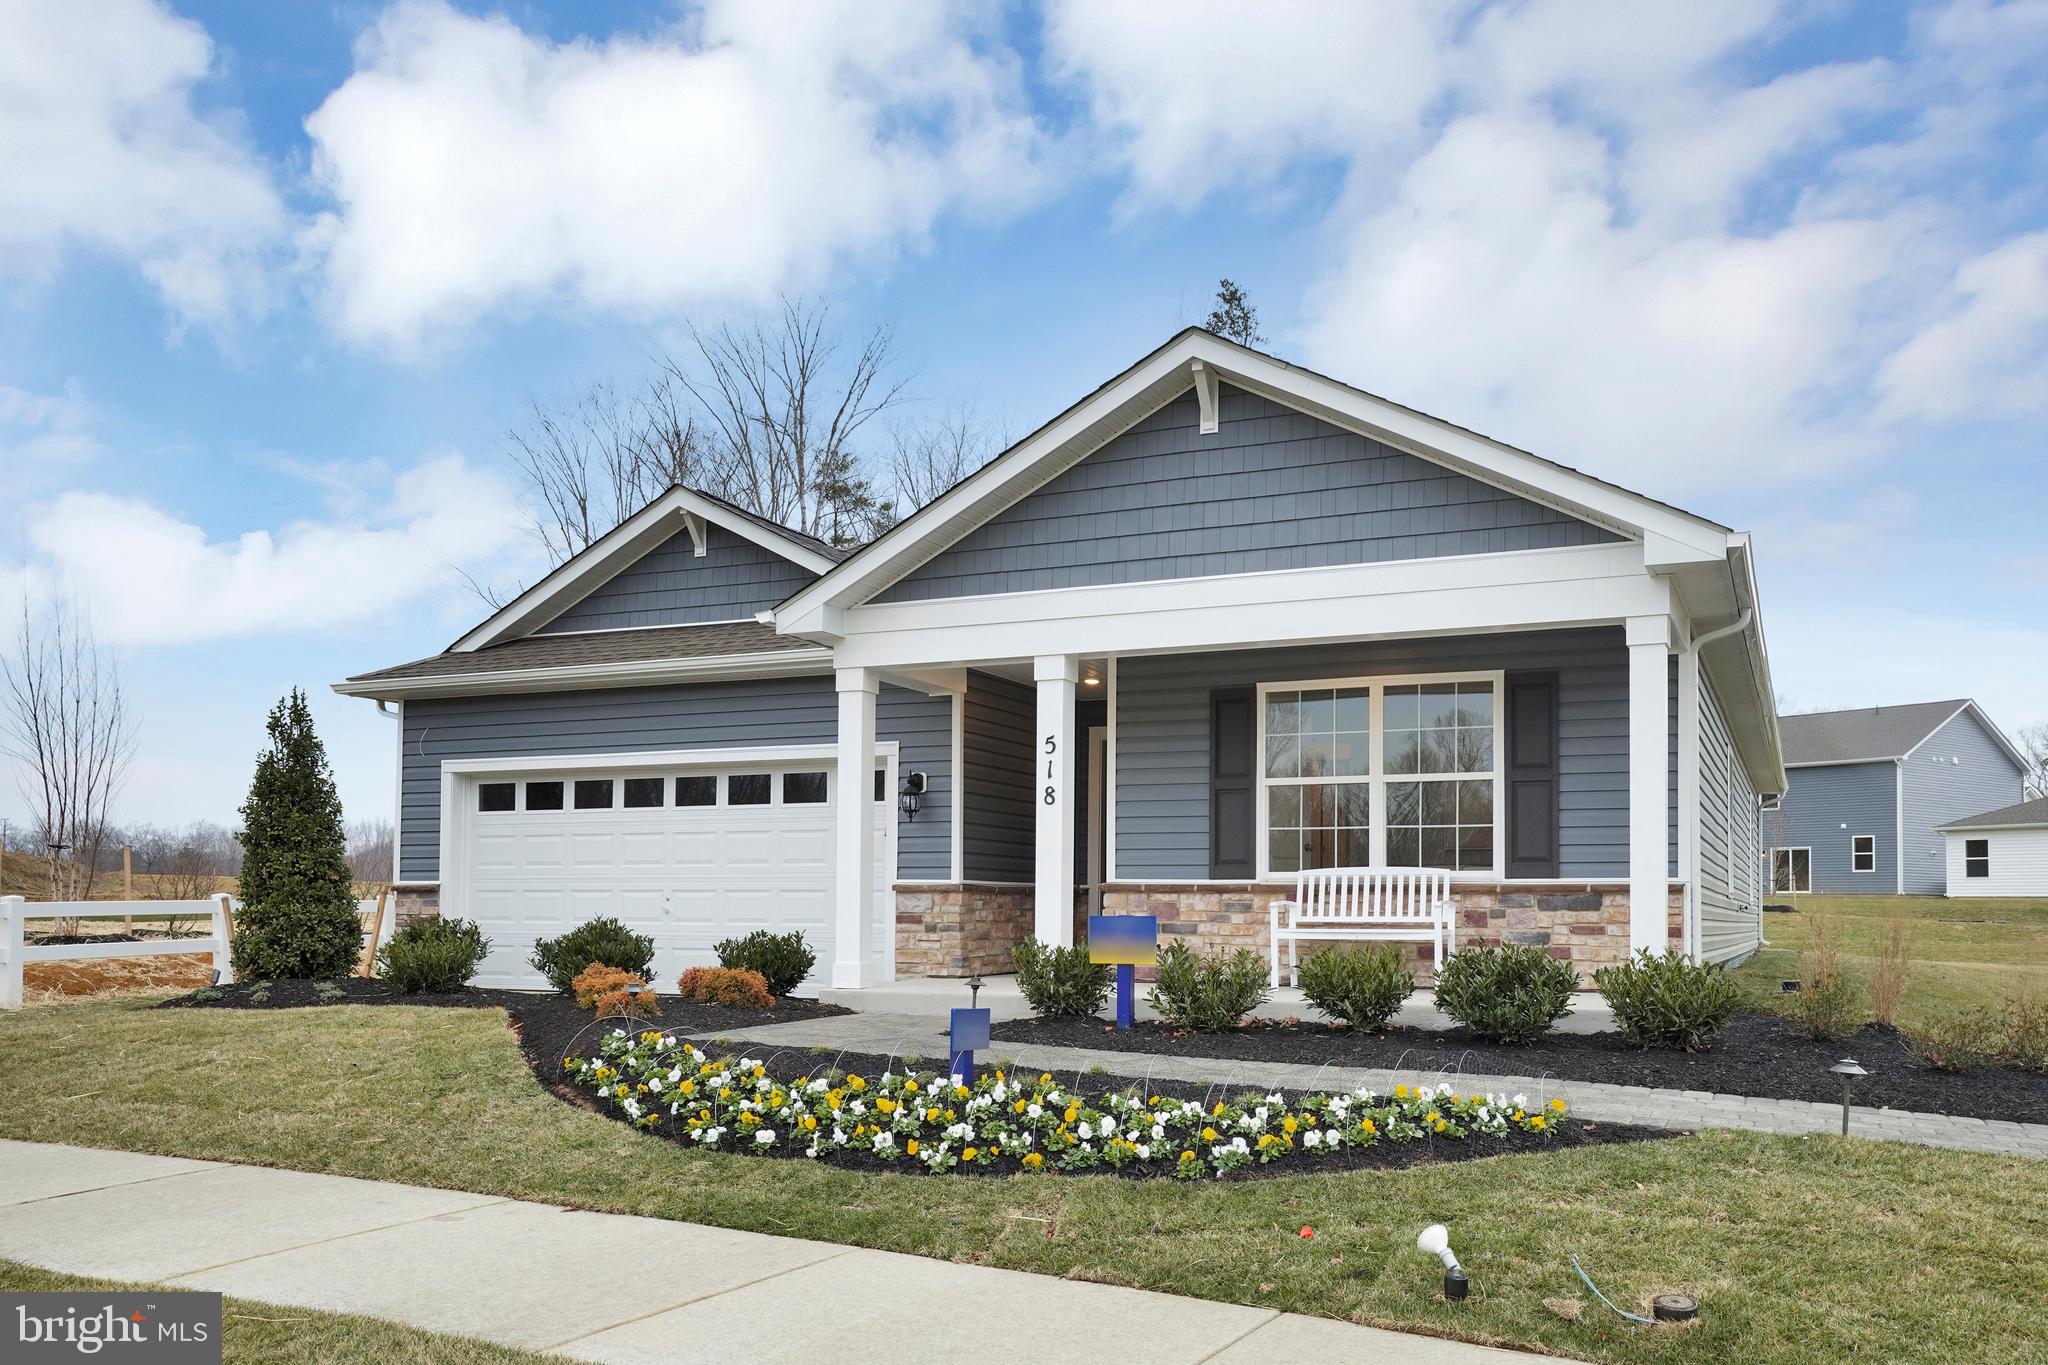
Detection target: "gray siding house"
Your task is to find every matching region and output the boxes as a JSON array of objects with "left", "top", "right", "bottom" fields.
[
  {"left": 1767, "top": 701, "right": 2028, "bottom": 895},
  {"left": 339, "top": 330, "right": 1785, "bottom": 990}
]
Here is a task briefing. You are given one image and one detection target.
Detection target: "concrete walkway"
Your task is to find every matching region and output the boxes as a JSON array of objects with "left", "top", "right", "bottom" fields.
[
  {"left": 696, "top": 1011, "right": 2048, "bottom": 1159},
  {"left": 0, "top": 1139, "right": 1563, "bottom": 1364}
]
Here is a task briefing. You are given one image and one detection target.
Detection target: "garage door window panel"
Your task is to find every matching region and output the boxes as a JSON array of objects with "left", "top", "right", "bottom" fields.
[
  {"left": 783, "top": 771, "right": 829, "bottom": 804},
  {"left": 728, "top": 773, "right": 771, "bottom": 806},
  {"left": 675, "top": 775, "right": 716, "bottom": 807},
  {"left": 525, "top": 781, "right": 564, "bottom": 811},
  {"left": 477, "top": 782, "right": 515, "bottom": 813},
  {"left": 574, "top": 779, "right": 614, "bottom": 810},
  {"left": 623, "top": 777, "right": 665, "bottom": 808}
]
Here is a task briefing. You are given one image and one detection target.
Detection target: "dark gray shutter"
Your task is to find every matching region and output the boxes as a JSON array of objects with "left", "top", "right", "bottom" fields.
[
  {"left": 1505, "top": 671, "right": 1559, "bottom": 879},
  {"left": 1210, "top": 686, "right": 1256, "bottom": 879}
]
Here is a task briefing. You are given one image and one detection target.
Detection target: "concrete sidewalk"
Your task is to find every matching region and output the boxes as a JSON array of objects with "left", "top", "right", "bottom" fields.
[
  {"left": 696, "top": 1012, "right": 2048, "bottom": 1159},
  {"left": 0, "top": 1139, "right": 1564, "bottom": 1364}
]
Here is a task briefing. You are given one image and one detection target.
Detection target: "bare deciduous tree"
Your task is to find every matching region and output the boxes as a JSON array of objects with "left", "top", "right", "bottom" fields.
[
  {"left": 888, "top": 406, "right": 998, "bottom": 512},
  {"left": 1, "top": 595, "right": 135, "bottom": 926},
  {"left": 346, "top": 818, "right": 395, "bottom": 891},
  {"left": 671, "top": 298, "right": 905, "bottom": 545},
  {"left": 2017, "top": 719, "right": 2048, "bottom": 800}
]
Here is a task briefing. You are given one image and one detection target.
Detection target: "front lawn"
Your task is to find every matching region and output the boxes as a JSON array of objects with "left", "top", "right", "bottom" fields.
[
  {"left": 1731, "top": 894, "right": 2048, "bottom": 1031},
  {"left": 2, "top": 1000, "right": 2044, "bottom": 1364},
  {"left": 0, "top": 1259, "right": 552, "bottom": 1364}
]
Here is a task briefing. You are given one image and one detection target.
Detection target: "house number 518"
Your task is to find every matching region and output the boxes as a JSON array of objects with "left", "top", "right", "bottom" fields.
[{"left": 1043, "top": 735, "right": 1058, "bottom": 805}]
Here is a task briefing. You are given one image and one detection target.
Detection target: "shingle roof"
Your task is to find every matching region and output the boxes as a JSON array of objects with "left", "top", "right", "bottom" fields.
[
  {"left": 346, "top": 620, "right": 817, "bottom": 684},
  {"left": 1777, "top": 700, "right": 1971, "bottom": 766},
  {"left": 1939, "top": 795, "right": 2048, "bottom": 831}
]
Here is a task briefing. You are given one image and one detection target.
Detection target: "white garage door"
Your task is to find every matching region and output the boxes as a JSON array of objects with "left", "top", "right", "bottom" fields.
[{"left": 456, "top": 759, "right": 894, "bottom": 990}]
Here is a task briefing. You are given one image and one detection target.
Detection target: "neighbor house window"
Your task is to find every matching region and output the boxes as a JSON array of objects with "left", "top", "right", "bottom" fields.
[
  {"left": 476, "top": 782, "right": 515, "bottom": 813},
  {"left": 674, "top": 775, "right": 716, "bottom": 807},
  {"left": 1772, "top": 847, "right": 1811, "bottom": 893},
  {"left": 1852, "top": 834, "right": 1876, "bottom": 873},
  {"left": 573, "top": 779, "right": 614, "bottom": 810},
  {"left": 524, "top": 780, "right": 564, "bottom": 811},
  {"left": 728, "top": 773, "right": 771, "bottom": 806},
  {"left": 1258, "top": 674, "right": 1499, "bottom": 875},
  {"left": 622, "top": 777, "right": 664, "bottom": 809},
  {"left": 1965, "top": 838, "right": 1990, "bottom": 879}
]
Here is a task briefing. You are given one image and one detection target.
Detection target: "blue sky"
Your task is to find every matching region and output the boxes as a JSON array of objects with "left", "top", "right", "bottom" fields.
[{"left": 3, "top": 0, "right": 2046, "bottom": 832}]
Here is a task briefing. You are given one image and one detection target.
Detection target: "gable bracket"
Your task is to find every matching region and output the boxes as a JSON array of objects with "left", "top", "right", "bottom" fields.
[
  {"left": 1191, "top": 359, "right": 1220, "bottom": 435},
  {"left": 681, "top": 511, "right": 709, "bottom": 558}
]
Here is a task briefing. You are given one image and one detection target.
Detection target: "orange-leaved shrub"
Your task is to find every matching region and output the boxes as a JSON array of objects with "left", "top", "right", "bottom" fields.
[
  {"left": 572, "top": 963, "right": 647, "bottom": 1010},
  {"left": 594, "top": 986, "right": 661, "bottom": 1020},
  {"left": 677, "top": 965, "right": 773, "bottom": 1010}
]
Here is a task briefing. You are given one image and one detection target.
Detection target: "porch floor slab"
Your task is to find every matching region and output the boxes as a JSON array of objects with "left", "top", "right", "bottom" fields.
[
  {"left": 692, "top": 1012, "right": 2048, "bottom": 1160},
  {"left": 810, "top": 975, "right": 1620, "bottom": 1033}
]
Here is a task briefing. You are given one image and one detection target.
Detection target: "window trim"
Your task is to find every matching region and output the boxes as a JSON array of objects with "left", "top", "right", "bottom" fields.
[
  {"left": 1851, "top": 833, "right": 1876, "bottom": 874},
  {"left": 1772, "top": 846, "right": 1812, "bottom": 894},
  {"left": 1254, "top": 669, "right": 1504, "bottom": 879},
  {"left": 1964, "top": 837, "right": 1990, "bottom": 879}
]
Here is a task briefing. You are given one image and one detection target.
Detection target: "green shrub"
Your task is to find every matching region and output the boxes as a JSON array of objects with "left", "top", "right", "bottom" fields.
[
  {"left": 1910, "top": 1008, "right": 2003, "bottom": 1073},
  {"left": 713, "top": 929, "right": 817, "bottom": 997},
  {"left": 1594, "top": 949, "right": 1744, "bottom": 1051},
  {"left": 1297, "top": 945, "right": 1414, "bottom": 1031},
  {"left": 1012, "top": 938, "right": 1112, "bottom": 1018},
  {"left": 232, "top": 899, "right": 363, "bottom": 981},
  {"left": 379, "top": 918, "right": 491, "bottom": 994},
  {"left": 1146, "top": 941, "right": 1272, "bottom": 1031},
  {"left": 1434, "top": 943, "right": 1578, "bottom": 1044},
  {"left": 530, "top": 916, "right": 655, "bottom": 994}
]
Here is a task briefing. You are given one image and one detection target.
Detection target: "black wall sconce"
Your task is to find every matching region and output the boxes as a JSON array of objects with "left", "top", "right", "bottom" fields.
[{"left": 900, "top": 771, "right": 927, "bottom": 820}]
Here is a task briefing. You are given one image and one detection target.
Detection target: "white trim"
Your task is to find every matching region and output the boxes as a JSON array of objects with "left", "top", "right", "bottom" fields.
[
  {"left": 949, "top": 692, "right": 965, "bottom": 883},
  {"left": 1034, "top": 654, "right": 1079, "bottom": 946},
  {"left": 1678, "top": 645, "right": 1701, "bottom": 961},
  {"left": 1251, "top": 669, "right": 1505, "bottom": 881},
  {"left": 391, "top": 699, "right": 405, "bottom": 885},
  {"left": 1627, "top": 617, "right": 1674, "bottom": 954},
  {"left": 776, "top": 330, "right": 1731, "bottom": 630},
  {"left": 819, "top": 541, "right": 1672, "bottom": 671},
  {"left": 1961, "top": 835, "right": 1992, "bottom": 879},
  {"left": 452, "top": 487, "right": 837, "bottom": 653},
  {"left": 333, "top": 648, "right": 834, "bottom": 700},
  {"left": 1895, "top": 758, "right": 1906, "bottom": 894},
  {"left": 1851, "top": 833, "right": 1877, "bottom": 874},
  {"left": 439, "top": 744, "right": 895, "bottom": 778},
  {"left": 1936, "top": 820, "right": 2048, "bottom": 833},
  {"left": 514, "top": 617, "right": 764, "bottom": 640},
  {"left": 1191, "top": 358, "right": 1219, "bottom": 434}
]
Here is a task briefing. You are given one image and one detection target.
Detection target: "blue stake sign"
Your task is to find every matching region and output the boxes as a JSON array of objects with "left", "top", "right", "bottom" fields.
[
  {"left": 1088, "top": 915, "right": 1158, "bottom": 1029},
  {"left": 950, "top": 1007, "right": 991, "bottom": 1085}
]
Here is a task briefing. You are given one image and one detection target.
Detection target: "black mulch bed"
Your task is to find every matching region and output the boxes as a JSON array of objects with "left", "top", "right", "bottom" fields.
[
  {"left": 156, "top": 975, "right": 851, "bottom": 1033},
  {"left": 31, "top": 930, "right": 211, "bottom": 946},
  {"left": 989, "top": 1011, "right": 2048, "bottom": 1126}
]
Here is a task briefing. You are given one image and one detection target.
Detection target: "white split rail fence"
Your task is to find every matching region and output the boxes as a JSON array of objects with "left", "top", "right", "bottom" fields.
[{"left": 2, "top": 893, "right": 236, "bottom": 1009}]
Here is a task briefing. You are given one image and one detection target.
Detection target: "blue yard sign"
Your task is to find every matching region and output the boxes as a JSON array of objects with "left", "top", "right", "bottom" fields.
[
  {"left": 1088, "top": 914, "right": 1159, "bottom": 1029},
  {"left": 950, "top": 1006, "right": 991, "bottom": 1085}
]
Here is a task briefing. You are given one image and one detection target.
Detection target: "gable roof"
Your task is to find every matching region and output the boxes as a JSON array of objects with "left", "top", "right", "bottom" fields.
[
  {"left": 450, "top": 484, "right": 841, "bottom": 654},
  {"left": 335, "top": 620, "right": 827, "bottom": 699},
  {"left": 775, "top": 327, "right": 1740, "bottom": 627},
  {"left": 1938, "top": 795, "right": 2048, "bottom": 832},
  {"left": 1779, "top": 699, "right": 2025, "bottom": 769}
]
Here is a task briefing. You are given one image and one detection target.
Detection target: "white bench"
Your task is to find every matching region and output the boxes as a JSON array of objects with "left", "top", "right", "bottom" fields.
[{"left": 1268, "top": 867, "right": 1455, "bottom": 987}]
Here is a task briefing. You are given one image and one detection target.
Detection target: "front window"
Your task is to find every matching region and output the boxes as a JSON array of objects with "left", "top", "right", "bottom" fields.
[
  {"left": 1259, "top": 675, "right": 1498, "bottom": 875},
  {"left": 1852, "top": 834, "right": 1875, "bottom": 873},
  {"left": 1965, "top": 838, "right": 1990, "bottom": 879}
]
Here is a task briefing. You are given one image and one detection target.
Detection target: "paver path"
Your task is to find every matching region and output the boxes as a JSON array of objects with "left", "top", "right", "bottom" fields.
[
  {"left": 0, "top": 1139, "right": 1563, "bottom": 1365},
  {"left": 691, "top": 1012, "right": 2048, "bottom": 1159}
]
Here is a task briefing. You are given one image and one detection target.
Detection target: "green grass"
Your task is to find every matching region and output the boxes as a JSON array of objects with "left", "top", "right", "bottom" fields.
[
  {"left": 1731, "top": 894, "right": 2048, "bottom": 1031},
  {"left": 3, "top": 1000, "right": 2046, "bottom": 1364},
  {"left": 0, "top": 1259, "right": 553, "bottom": 1364}
]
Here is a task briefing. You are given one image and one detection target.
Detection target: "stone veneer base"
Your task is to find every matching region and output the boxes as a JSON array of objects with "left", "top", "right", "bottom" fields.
[
  {"left": 894, "top": 883, "right": 1037, "bottom": 977},
  {"left": 1099, "top": 881, "right": 1685, "bottom": 983},
  {"left": 390, "top": 883, "right": 440, "bottom": 928}
]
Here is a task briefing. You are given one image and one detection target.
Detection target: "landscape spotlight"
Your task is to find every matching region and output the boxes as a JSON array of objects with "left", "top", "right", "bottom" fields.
[{"left": 1416, "top": 1223, "right": 1468, "bottom": 1301}]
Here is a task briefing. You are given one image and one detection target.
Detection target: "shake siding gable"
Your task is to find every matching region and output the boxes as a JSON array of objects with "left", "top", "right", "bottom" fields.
[
  {"left": 536, "top": 522, "right": 819, "bottom": 634},
  {"left": 397, "top": 678, "right": 950, "bottom": 883},
  {"left": 874, "top": 384, "right": 1622, "bottom": 603},
  {"left": 1901, "top": 709, "right": 2027, "bottom": 895}
]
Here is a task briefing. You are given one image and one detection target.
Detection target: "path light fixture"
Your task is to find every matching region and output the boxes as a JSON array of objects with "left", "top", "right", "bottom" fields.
[
  {"left": 965, "top": 973, "right": 984, "bottom": 1010},
  {"left": 625, "top": 983, "right": 644, "bottom": 1018},
  {"left": 1417, "top": 1223, "right": 1468, "bottom": 1301},
  {"left": 1828, "top": 1058, "right": 1868, "bottom": 1136}
]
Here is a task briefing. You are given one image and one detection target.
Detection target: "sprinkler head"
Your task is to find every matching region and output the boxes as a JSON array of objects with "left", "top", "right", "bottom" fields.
[
  {"left": 1651, "top": 1293, "right": 1700, "bottom": 1323},
  {"left": 1442, "top": 1267, "right": 1470, "bottom": 1301}
]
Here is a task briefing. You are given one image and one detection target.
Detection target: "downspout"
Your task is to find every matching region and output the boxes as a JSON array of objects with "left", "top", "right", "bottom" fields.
[{"left": 1683, "top": 608, "right": 1755, "bottom": 962}]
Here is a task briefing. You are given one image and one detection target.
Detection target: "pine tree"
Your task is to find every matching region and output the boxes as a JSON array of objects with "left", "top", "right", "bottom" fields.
[{"left": 233, "top": 689, "right": 362, "bottom": 978}]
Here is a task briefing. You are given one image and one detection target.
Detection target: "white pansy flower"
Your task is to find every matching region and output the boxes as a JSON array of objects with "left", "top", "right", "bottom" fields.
[{"left": 755, "top": 1130, "right": 775, "bottom": 1145}]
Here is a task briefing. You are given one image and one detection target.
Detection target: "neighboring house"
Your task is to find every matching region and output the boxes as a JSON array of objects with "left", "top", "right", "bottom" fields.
[
  {"left": 337, "top": 329, "right": 1785, "bottom": 990},
  {"left": 1936, "top": 797, "right": 2048, "bottom": 898},
  {"left": 1767, "top": 701, "right": 2029, "bottom": 896}
]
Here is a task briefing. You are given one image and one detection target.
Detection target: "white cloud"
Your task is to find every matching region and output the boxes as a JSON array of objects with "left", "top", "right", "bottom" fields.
[
  {"left": 303, "top": 0, "right": 1045, "bottom": 354},
  {"left": 0, "top": 385, "right": 101, "bottom": 474},
  {"left": 6, "top": 455, "right": 524, "bottom": 647},
  {"left": 1876, "top": 230, "right": 2048, "bottom": 422},
  {"left": 0, "top": 0, "right": 286, "bottom": 325}
]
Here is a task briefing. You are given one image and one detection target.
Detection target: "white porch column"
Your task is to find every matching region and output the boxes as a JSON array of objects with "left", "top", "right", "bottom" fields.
[
  {"left": 1034, "top": 654, "right": 1079, "bottom": 946},
  {"left": 1626, "top": 615, "right": 1675, "bottom": 957},
  {"left": 1676, "top": 640, "right": 1701, "bottom": 962},
  {"left": 832, "top": 667, "right": 879, "bottom": 988}
]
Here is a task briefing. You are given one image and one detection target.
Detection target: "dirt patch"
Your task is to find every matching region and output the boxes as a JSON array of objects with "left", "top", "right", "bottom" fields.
[
  {"left": 988, "top": 1012, "right": 2048, "bottom": 1126},
  {"left": 25, "top": 954, "right": 217, "bottom": 1002}
]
